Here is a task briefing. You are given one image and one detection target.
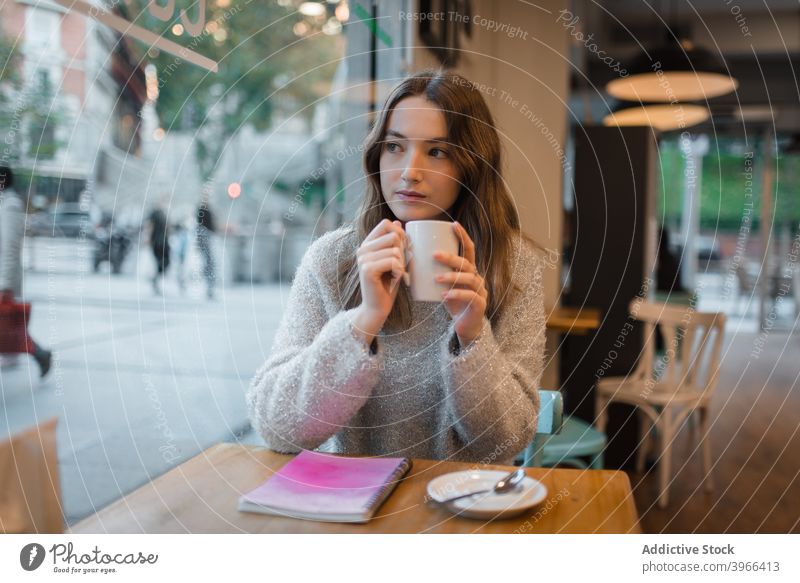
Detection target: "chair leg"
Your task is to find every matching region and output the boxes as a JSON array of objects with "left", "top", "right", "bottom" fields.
[
  {"left": 523, "top": 435, "right": 545, "bottom": 468},
  {"left": 698, "top": 405, "right": 714, "bottom": 493},
  {"left": 657, "top": 413, "right": 674, "bottom": 509},
  {"left": 636, "top": 409, "right": 651, "bottom": 474},
  {"left": 593, "top": 393, "right": 609, "bottom": 471},
  {"left": 686, "top": 409, "right": 696, "bottom": 437},
  {"left": 595, "top": 392, "right": 608, "bottom": 433}
]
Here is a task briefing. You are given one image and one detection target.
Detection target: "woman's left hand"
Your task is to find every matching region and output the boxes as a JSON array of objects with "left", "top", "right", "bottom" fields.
[{"left": 434, "top": 221, "right": 488, "bottom": 350}]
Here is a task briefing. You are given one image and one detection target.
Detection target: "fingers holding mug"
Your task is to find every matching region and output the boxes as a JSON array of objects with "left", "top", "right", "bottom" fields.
[
  {"left": 432, "top": 250, "right": 478, "bottom": 276},
  {"left": 359, "top": 219, "right": 407, "bottom": 255},
  {"left": 435, "top": 270, "right": 487, "bottom": 297},
  {"left": 357, "top": 246, "right": 404, "bottom": 267},
  {"left": 452, "top": 221, "right": 477, "bottom": 267}
]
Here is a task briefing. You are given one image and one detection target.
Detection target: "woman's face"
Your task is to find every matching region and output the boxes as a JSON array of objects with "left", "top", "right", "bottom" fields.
[{"left": 379, "top": 96, "right": 462, "bottom": 223}]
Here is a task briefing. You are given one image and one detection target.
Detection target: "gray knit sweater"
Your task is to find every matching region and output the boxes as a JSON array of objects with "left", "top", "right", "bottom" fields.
[{"left": 247, "top": 225, "right": 546, "bottom": 465}]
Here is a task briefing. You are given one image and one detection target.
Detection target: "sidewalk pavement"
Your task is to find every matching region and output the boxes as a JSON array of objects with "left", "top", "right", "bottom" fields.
[{"left": 1, "top": 238, "right": 286, "bottom": 526}]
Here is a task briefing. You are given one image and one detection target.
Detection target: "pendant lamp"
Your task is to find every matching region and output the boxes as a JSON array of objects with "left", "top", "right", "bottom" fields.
[
  {"left": 603, "top": 103, "right": 709, "bottom": 132},
  {"left": 606, "top": 35, "right": 738, "bottom": 102}
]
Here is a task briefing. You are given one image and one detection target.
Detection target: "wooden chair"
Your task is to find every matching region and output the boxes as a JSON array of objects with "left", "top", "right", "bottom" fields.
[
  {"left": 595, "top": 300, "right": 726, "bottom": 508},
  {"left": 521, "top": 390, "right": 564, "bottom": 467}
]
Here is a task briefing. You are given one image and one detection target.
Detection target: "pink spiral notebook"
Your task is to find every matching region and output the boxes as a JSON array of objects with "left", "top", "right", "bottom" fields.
[{"left": 237, "top": 450, "right": 412, "bottom": 523}]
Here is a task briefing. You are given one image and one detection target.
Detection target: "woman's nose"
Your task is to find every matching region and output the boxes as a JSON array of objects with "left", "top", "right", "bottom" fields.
[{"left": 400, "top": 148, "right": 424, "bottom": 183}]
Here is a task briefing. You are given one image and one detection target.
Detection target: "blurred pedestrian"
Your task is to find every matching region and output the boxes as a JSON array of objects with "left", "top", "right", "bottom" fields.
[
  {"left": 0, "top": 166, "right": 52, "bottom": 376},
  {"left": 147, "top": 203, "right": 170, "bottom": 295},
  {"left": 196, "top": 196, "right": 216, "bottom": 300},
  {"left": 171, "top": 217, "right": 190, "bottom": 295}
]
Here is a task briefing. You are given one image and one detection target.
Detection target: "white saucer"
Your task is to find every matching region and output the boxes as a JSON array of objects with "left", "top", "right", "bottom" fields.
[{"left": 427, "top": 470, "right": 548, "bottom": 520}]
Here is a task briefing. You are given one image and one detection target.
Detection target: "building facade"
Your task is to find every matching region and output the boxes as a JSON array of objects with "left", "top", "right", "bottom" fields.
[{"left": 0, "top": 0, "right": 152, "bottom": 214}]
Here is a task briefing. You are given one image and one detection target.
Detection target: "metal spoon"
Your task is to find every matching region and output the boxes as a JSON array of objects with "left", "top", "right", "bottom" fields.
[{"left": 437, "top": 468, "right": 527, "bottom": 506}]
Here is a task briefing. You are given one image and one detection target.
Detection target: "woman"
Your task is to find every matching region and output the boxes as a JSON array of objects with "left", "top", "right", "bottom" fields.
[
  {"left": 147, "top": 204, "right": 170, "bottom": 295},
  {"left": 247, "top": 70, "right": 547, "bottom": 464},
  {"left": 0, "top": 166, "right": 52, "bottom": 377},
  {"left": 196, "top": 195, "right": 216, "bottom": 300}
]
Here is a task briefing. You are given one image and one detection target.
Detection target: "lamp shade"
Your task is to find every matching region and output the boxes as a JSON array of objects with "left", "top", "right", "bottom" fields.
[
  {"left": 603, "top": 104, "right": 709, "bottom": 132},
  {"left": 606, "top": 41, "right": 738, "bottom": 102}
]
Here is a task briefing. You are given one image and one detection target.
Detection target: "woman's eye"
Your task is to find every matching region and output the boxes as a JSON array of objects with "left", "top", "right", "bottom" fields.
[
  {"left": 385, "top": 142, "right": 401, "bottom": 152},
  {"left": 430, "top": 148, "right": 448, "bottom": 158}
]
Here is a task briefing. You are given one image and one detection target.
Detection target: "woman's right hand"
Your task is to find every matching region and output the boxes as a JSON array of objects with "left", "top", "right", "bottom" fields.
[{"left": 352, "top": 219, "right": 408, "bottom": 339}]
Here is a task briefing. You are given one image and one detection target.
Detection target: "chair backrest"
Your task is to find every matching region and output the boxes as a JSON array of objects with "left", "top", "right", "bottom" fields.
[
  {"left": 537, "top": 389, "right": 564, "bottom": 435},
  {"left": 628, "top": 300, "right": 726, "bottom": 397},
  {"left": 523, "top": 389, "right": 564, "bottom": 467}
]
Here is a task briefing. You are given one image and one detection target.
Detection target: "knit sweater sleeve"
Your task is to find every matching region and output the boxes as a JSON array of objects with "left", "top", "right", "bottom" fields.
[
  {"left": 246, "top": 233, "right": 384, "bottom": 453},
  {"left": 439, "top": 245, "right": 546, "bottom": 462}
]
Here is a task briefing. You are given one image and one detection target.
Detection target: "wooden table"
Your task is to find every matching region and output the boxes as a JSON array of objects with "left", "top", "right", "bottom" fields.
[
  {"left": 70, "top": 444, "right": 640, "bottom": 534},
  {"left": 546, "top": 307, "right": 602, "bottom": 335}
]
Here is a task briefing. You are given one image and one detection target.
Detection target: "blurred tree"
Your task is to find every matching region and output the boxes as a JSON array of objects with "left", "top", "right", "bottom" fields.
[
  {"left": 659, "top": 134, "right": 800, "bottom": 234},
  {"left": 0, "top": 28, "right": 64, "bottom": 165},
  {"left": 0, "top": 28, "right": 22, "bottom": 163},
  {"left": 25, "top": 71, "right": 61, "bottom": 160},
  {"left": 656, "top": 137, "right": 683, "bottom": 228},
  {"left": 700, "top": 150, "right": 753, "bottom": 231},
  {"left": 0, "top": 28, "right": 20, "bottom": 86},
  {"left": 125, "top": 0, "right": 343, "bottom": 183},
  {"left": 774, "top": 154, "right": 800, "bottom": 234}
]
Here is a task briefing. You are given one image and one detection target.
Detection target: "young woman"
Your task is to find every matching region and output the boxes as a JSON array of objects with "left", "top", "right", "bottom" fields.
[{"left": 247, "top": 70, "right": 547, "bottom": 464}]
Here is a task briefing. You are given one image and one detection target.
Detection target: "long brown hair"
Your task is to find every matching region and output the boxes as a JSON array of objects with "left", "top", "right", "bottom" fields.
[{"left": 337, "top": 69, "right": 536, "bottom": 331}]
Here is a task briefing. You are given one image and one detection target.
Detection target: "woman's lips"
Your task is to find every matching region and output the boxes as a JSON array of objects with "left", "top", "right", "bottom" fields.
[{"left": 396, "top": 190, "right": 426, "bottom": 202}]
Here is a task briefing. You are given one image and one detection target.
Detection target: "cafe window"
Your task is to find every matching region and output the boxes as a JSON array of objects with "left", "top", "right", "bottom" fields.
[{"left": 137, "top": 1, "right": 354, "bottom": 240}]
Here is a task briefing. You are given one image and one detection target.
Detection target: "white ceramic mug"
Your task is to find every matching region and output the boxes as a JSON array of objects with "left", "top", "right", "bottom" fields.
[{"left": 404, "top": 220, "right": 459, "bottom": 302}]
